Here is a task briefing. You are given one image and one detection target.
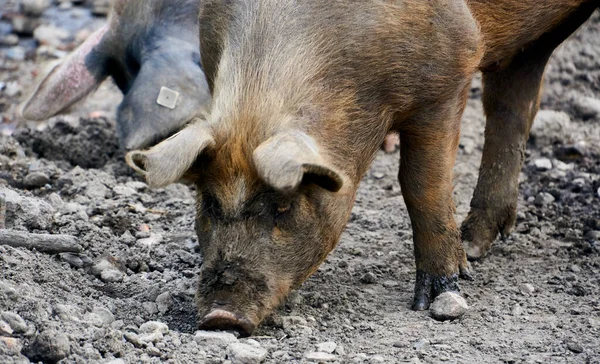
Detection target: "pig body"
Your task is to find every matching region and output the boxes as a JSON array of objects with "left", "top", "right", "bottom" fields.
[
  {"left": 22, "top": 0, "right": 210, "bottom": 150},
  {"left": 128, "top": 0, "right": 598, "bottom": 335}
]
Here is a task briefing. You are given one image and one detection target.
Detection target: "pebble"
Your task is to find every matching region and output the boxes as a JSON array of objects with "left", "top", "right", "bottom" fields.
[
  {"left": 0, "top": 336, "right": 22, "bottom": 356},
  {"left": 360, "top": 272, "right": 377, "bottom": 284},
  {"left": 533, "top": 158, "right": 553, "bottom": 171},
  {"left": 59, "top": 252, "right": 85, "bottom": 268},
  {"left": 430, "top": 292, "right": 469, "bottom": 321},
  {"left": 1, "top": 312, "right": 27, "bottom": 333},
  {"left": 23, "top": 172, "right": 50, "bottom": 188},
  {"left": 304, "top": 351, "right": 338, "bottom": 362},
  {"left": 519, "top": 283, "right": 536, "bottom": 296},
  {"left": 0, "top": 320, "right": 13, "bottom": 335},
  {"left": 511, "top": 304, "right": 523, "bottom": 316},
  {"left": 33, "top": 24, "right": 70, "bottom": 47},
  {"left": 316, "top": 341, "right": 337, "bottom": 354},
  {"left": 22, "top": 0, "right": 52, "bottom": 16},
  {"left": 22, "top": 330, "right": 70, "bottom": 363},
  {"left": 139, "top": 321, "right": 169, "bottom": 335},
  {"left": 91, "top": 258, "right": 124, "bottom": 283},
  {"left": 194, "top": 330, "right": 238, "bottom": 347},
  {"left": 280, "top": 315, "right": 308, "bottom": 330},
  {"left": 155, "top": 292, "right": 173, "bottom": 314},
  {"left": 92, "top": 307, "right": 115, "bottom": 326},
  {"left": 413, "top": 339, "right": 430, "bottom": 351},
  {"left": 137, "top": 234, "right": 163, "bottom": 248},
  {"left": 113, "top": 185, "right": 137, "bottom": 197},
  {"left": 534, "top": 192, "right": 555, "bottom": 206},
  {"left": 567, "top": 340, "right": 584, "bottom": 353},
  {"left": 5, "top": 46, "right": 26, "bottom": 61},
  {"left": 227, "top": 342, "right": 268, "bottom": 364},
  {"left": 572, "top": 95, "right": 600, "bottom": 119}
]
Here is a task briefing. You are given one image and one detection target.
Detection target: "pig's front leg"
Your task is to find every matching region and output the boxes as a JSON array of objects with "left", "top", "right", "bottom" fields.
[{"left": 398, "top": 98, "right": 472, "bottom": 310}]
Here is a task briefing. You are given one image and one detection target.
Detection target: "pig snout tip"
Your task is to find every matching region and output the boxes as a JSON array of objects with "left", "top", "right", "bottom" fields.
[{"left": 199, "top": 309, "right": 256, "bottom": 337}]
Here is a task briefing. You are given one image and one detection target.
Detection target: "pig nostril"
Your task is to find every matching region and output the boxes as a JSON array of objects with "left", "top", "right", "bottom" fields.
[{"left": 199, "top": 309, "right": 256, "bottom": 337}]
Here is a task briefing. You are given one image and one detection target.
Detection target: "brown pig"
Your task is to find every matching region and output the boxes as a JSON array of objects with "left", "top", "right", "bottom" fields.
[
  {"left": 21, "top": 0, "right": 210, "bottom": 150},
  {"left": 127, "top": 0, "right": 598, "bottom": 335}
]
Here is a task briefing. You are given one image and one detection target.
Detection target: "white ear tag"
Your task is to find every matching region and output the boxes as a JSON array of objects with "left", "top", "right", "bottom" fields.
[{"left": 156, "top": 87, "right": 179, "bottom": 109}]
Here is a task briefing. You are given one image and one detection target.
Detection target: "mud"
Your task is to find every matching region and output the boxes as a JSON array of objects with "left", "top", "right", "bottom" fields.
[{"left": 0, "top": 4, "right": 599, "bottom": 364}]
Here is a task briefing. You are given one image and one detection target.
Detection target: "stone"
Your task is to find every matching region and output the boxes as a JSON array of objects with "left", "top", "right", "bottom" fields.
[
  {"left": 155, "top": 292, "right": 173, "bottom": 314},
  {"left": 0, "top": 312, "right": 27, "bottom": 333},
  {"left": 304, "top": 352, "right": 338, "bottom": 362},
  {"left": 22, "top": 330, "right": 70, "bottom": 363},
  {"left": 360, "top": 272, "right": 377, "bottom": 284},
  {"left": 519, "top": 283, "right": 535, "bottom": 296},
  {"left": 413, "top": 339, "right": 430, "bottom": 351},
  {"left": 572, "top": 95, "right": 600, "bottom": 119},
  {"left": 280, "top": 316, "right": 308, "bottom": 330},
  {"left": 227, "top": 342, "right": 268, "bottom": 364},
  {"left": 194, "top": 330, "right": 238, "bottom": 347},
  {"left": 92, "top": 258, "right": 123, "bottom": 283},
  {"left": 23, "top": 172, "right": 50, "bottom": 188},
  {"left": 567, "top": 340, "right": 584, "bottom": 354},
  {"left": 531, "top": 110, "right": 572, "bottom": 146},
  {"left": 22, "top": 0, "right": 52, "bottom": 16},
  {"left": 92, "top": 307, "right": 115, "bottom": 326},
  {"left": 316, "top": 341, "right": 337, "bottom": 354},
  {"left": 33, "top": 24, "right": 70, "bottom": 47},
  {"left": 533, "top": 158, "right": 553, "bottom": 171},
  {"left": 534, "top": 192, "right": 555, "bottom": 206},
  {"left": 511, "top": 304, "right": 523, "bottom": 316},
  {"left": 430, "top": 292, "right": 469, "bottom": 321},
  {"left": 137, "top": 234, "right": 163, "bottom": 249},
  {"left": 139, "top": 321, "right": 169, "bottom": 335},
  {"left": 113, "top": 185, "right": 137, "bottom": 197}
]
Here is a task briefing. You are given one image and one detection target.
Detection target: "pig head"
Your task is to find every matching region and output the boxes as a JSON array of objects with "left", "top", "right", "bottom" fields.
[{"left": 21, "top": 0, "right": 210, "bottom": 150}]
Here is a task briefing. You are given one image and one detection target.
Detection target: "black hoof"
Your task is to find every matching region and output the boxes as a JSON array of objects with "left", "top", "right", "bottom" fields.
[{"left": 411, "top": 270, "right": 460, "bottom": 311}]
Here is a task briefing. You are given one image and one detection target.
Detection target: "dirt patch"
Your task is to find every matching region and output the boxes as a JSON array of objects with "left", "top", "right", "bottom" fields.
[{"left": 1, "top": 4, "right": 599, "bottom": 364}]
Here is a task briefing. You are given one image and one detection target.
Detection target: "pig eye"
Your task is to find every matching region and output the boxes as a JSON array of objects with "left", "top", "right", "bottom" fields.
[{"left": 274, "top": 204, "right": 292, "bottom": 222}]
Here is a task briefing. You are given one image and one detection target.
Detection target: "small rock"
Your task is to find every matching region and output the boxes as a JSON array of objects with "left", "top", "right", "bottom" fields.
[
  {"left": 137, "top": 234, "right": 163, "bottom": 249},
  {"left": 22, "top": 0, "right": 52, "bottom": 16},
  {"left": 123, "top": 332, "right": 146, "bottom": 348},
  {"left": 534, "top": 192, "right": 555, "bottom": 206},
  {"left": 0, "top": 320, "right": 13, "bottom": 335},
  {"left": 22, "top": 330, "right": 70, "bottom": 363},
  {"left": 519, "top": 283, "right": 535, "bottom": 296},
  {"left": 227, "top": 342, "right": 268, "bottom": 364},
  {"left": 147, "top": 345, "right": 162, "bottom": 357},
  {"left": 372, "top": 172, "right": 385, "bottom": 180},
  {"left": 360, "top": 272, "right": 377, "bottom": 284},
  {"left": 567, "top": 340, "right": 584, "bottom": 354},
  {"left": 370, "top": 355, "right": 385, "bottom": 362},
  {"left": 280, "top": 316, "right": 307, "bottom": 330},
  {"left": 59, "top": 253, "right": 84, "bottom": 268},
  {"left": 0, "top": 34, "right": 19, "bottom": 46},
  {"left": 23, "top": 172, "right": 50, "bottom": 188},
  {"left": 533, "top": 158, "right": 553, "bottom": 171},
  {"left": 92, "top": 307, "right": 114, "bottom": 326},
  {"left": 430, "top": 292, "right": 469, "bottom": 321},
  {"left": 316, "top": 341, "right": 337, "bottom": 354},
  {"left": 155, "top": 292, "right": 172, "bottom": 314},
  {"left": 304, "top": 352, "right": 337, "bottom": 362},
  {"left": 572, "top": 95, "right": 600, "bottom": 119},
  {"left": 138, "top": 331, "right": 163, "bottom": 344},
  {"left": 585, "top": 230, "right": 600, "bottom": 240},
  {"left": 0, "top": 312, "right": 27, "bottom": 334},
  {"left": 511, "top": 304, "right": 523, "bottom": 316},
  {"left": 0, "top": 336, "right": 22, "bottom": 356},
  {"left": 413, "top": 339, "right": 430, "bottom": 351},
  {"left": 33, "top": 24, "right": 70, "bottom": 47},
  {"left": 113, "top": 185, "right": 137, "bottom": 197},
  {"left": 92, "top": 258, "right": 124, "bottom": 283},
  {"left": 139, "top": 321, "right": 169, "bottom": 335},
  {"left": 194, "top": 330, "right": 238, "bottom": 347},
  {"left": 570, "top": 265, "right": 581, "bottom": 273}
]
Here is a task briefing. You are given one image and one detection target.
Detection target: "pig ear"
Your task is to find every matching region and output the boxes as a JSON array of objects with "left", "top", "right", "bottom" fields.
[
  {"left": 253, "top": 131, "right": 345, "bottom": 193},
  {"left": 21, "top": 24, "right": 110, "bottom": 121},
  {"left": 125, "top": 121, "right": 215, "bottom": 188}
]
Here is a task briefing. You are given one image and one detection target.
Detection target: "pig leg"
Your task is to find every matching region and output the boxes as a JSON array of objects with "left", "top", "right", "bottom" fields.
[
  {"left": 398, "top": 93, "right": 471, "bottom": 311},
  {"left": 459, "top": 6, "right": 592, "bottom": 260}
]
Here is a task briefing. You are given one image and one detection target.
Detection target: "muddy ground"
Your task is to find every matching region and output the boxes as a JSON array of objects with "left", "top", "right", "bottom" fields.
[{"left": 1, "top": 3, "right": 599, "bottom": 364}]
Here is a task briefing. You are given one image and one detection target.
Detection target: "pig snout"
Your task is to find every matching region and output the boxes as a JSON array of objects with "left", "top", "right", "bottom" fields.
[{"left": 195, "top": 258, "right": 287, "bottom": 337}]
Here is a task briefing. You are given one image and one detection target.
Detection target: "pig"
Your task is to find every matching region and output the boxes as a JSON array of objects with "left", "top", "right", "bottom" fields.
[
  {"left": 126, "top": 0, "right": 598, "bottom": 336},
  {"left": 21, "top": 0, "right": 210, "bottom": 150}
]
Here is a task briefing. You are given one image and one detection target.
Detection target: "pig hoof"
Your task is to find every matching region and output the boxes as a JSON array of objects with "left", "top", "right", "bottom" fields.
[
  {"left": 411, "top": 270, "right": 460, "bottom": 311},
  {"left": 198, "top": 309, "right": 256, "bottom": 337}
]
